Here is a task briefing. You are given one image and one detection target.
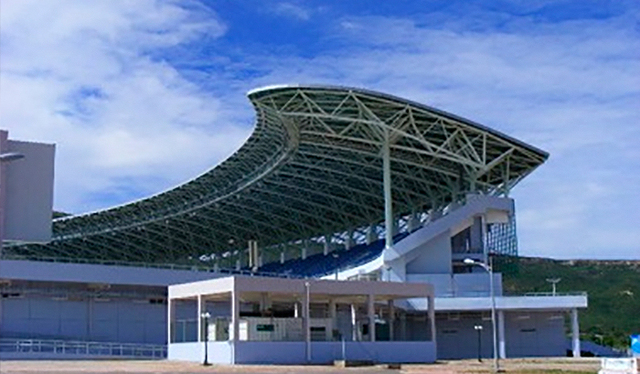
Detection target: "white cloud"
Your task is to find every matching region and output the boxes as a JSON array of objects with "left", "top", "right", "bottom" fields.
[
  {"left": 272, "top": 2, "right": 312, "bottom": 21},
  {"left": 0, "top": 0, "right": 249, "bottom": 213}
]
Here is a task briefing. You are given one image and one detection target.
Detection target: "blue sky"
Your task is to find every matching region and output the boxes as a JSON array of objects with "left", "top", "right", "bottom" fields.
[{"left": 1, "top": 0, "right": 638, "bottom": 259}]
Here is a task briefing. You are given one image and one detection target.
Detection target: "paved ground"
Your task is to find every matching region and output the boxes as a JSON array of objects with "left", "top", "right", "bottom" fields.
[{"left": 0, "top": 358, "right": 602, "bottom": 374}]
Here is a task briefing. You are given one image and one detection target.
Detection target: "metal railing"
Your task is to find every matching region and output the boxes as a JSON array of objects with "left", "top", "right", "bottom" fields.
[
  {"left": 0, "top": 338, "right": 166, "bottom": 358},
  {"left": 437, "top": 291, "right": 588, "bottom": 298}
]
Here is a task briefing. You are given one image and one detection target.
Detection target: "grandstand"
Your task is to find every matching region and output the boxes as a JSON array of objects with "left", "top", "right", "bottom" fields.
[{"left": 0, "top": 85, "right": 587, "bottom": 363}]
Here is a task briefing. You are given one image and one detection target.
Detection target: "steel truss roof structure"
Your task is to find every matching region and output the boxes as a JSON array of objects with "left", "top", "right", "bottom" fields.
[{"left": 7, "top": 85, "right": 548, "bottom": 264}]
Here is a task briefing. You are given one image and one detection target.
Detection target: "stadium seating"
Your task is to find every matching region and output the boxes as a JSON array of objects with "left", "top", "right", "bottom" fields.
[{"left": 256, "top": 233, "right": 409, "bottom": 278}]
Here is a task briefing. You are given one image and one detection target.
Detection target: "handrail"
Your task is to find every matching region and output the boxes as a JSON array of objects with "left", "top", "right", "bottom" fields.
[
  {"left": 436, "top": 291, "right": 588, "bottom": 298},
  {"left": 0, "top": 338, "right": 166, "bottom": 358}
]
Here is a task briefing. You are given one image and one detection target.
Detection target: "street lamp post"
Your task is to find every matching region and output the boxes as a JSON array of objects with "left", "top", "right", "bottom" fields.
[
  {"left": 474, "top": 324, "right": 483, "bottom": 362},
  {"left": 464, "top": 257, "right": 502, "bottom": 373},
  {"left": 0, "top": 152, "right": 25, "bottom": 259},
  {"left": 546, "top": 278, "right": 561, "bottom": 296},
  {"left": 201, "top": 312, "right": 211, "bottom": 366}
]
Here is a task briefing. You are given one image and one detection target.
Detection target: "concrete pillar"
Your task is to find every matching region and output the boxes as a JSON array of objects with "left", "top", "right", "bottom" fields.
[
  {"left": 167, "top": 299, "right": 175, "bottom": 344},
  {"left": 294, "top": 302, "right": 300, "bottom": 318},
  {"left": 351, "top": 304, "right": 357, "bottom": 341},
  {"left": 303, "top": 282, "right": 311, "bottom": 362},
  {"left": 366, "top": 225, "right": 377, "bottom": 245},
  {"left": 280, "top": 251, "right": 285, "bottom": 264},
  {"left": 301, "top": 246, "right": 307, "bottom": 260},
  {"left": 428, "top": 296, "right": 436, "bottom": 344},
  {"left": 329, "top": 299, "right": 337, "bottom": 333},
  {"left": 259, "top": 293, "right": 270, "bottom": 313},
  {"left": 197, "top": 295, "right": 204, "bottom": 342},
  {"left": 400, "top": 312, "right": 407, "bottom": 341},
  {"left": 231, "top": 290, "right": 240, "bottom": 343},
  {"left": 571, "top": 308, "right": 581, "bottom": 357},
  {"left": 498, "top": 310, "right": 506, "bottom": 358},
  {"left": 324, "top": 235, "right": 330, "bottom": 255},
  {"left": 388, "top": 300, "right": 395, "bottom": 341},
  {"left": 367, "top": 294, "right": 375, "bottom": 342},
  {"left": 235, "top": 259, "right": 241, "bottom": 271},
  {"left": 345, "top": 230, "right": 354, "bottom": 250}
]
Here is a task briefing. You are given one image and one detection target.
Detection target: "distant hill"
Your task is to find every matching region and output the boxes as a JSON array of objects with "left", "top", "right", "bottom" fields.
[
  {"left": 502, "top": 256, "right": 640, "bottom": 349},
  {"left": 52, "top": 211, "right": 71, "bottom": 219}
]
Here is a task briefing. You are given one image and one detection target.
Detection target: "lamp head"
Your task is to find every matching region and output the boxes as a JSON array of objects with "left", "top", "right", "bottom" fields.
[
  {"left": 463, "top": 258, "right": 476, "bottom": 265},
  {"left": 0, "top": 152, "right": 25, "bottom": 162},
  {"left": 201, "top": 312, "right": 211, "bottom": 318}
]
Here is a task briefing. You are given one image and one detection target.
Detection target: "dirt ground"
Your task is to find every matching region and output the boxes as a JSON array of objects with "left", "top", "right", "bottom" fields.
[{"left": 0, "top": 357, "right": 603, "bottom": 374}]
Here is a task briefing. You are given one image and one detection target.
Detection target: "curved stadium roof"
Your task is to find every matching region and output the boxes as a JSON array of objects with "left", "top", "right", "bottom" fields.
[{"left": 7, "top": 85, "right": 548, "bottom": 265}]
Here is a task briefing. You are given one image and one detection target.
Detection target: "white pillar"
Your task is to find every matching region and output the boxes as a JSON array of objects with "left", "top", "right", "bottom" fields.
[
  {"left": 345, "top": 230, "right": 354, "bottom": 250},
  {"left": 351, "top": 304, "right": 357, "bottom": 341},
  {"left": 304, "top": 282, "right": 311, "bottom": 362},
  {"left": 329, "top": 299, "right": 337, "bottom": 333},
  {"left": 231, "top": 290, "right": 240, "bottom": 343},
  {"left": 498, "top": 310, "right": 506, "bottom": 358},
  {"left": 324, "top": 236, "right": 330, "bottom": 255},
  {"left": 428, "top": 296, "right": 436, "bottom": 343},
  {"left": 301, "top": 246, "right": 307, "bottom": 260},
  {"left": 280, "top": 251, "right": 285, "bottom": 264},
  {"left": 197, "top": 295, "right": 204, "bottom": 342},
  {"left": 167, "top": 299, "right": 175, "bottom": 344},
  {"left": 388, "top": 300, "right": 395, "bottom": 341},
  {"left": 382, "top": 133, "right": 394, "bottom": 250},
  {"left": 367, "top": 294, "right": 375, "bottom": 342},
  {"left": 366, "top": 225, "right": 377, "bottom": 245},
  {"left": 571, "top": 308, "right": 581, "bottom": 357}
]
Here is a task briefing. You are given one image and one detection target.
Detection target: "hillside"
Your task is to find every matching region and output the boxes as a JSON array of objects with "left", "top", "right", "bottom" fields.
[{"left": 501, "top": 257, "right": 640, "bottom": 349}]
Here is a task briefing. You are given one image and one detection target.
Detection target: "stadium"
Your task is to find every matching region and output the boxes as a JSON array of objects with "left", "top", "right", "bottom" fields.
[{"left": 0, "top": 85, "right": 587, "bottom": 363}]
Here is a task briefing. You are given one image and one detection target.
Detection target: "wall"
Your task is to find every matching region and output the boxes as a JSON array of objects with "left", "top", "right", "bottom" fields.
[
  {"left": 168, "top": 341, "right": 436, "bottom": 364},
  {"left": 0, "top": 260, "right": 222, "bottom": 287},
  {"left": 405, "top": 231, "right": 452, "bottom": 274},
  {"left": 435, "top": 311, "right": 567, "bottom": 359},
  {"left": 1, "top": 294, "right": 166, "bottom": 344}
]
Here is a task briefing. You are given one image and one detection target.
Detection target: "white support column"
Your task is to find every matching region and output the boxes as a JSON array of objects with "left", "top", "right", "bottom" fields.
[
  {"left": 280, "top": 251, "right": 285, "bottom": 264},
  {"left": 329, "top": 299, "right": 337, "bottom": 333},
  {"left": 301, "top": 246, "right": 307, "bottom": 260},
  {"left": 428, "top": 295, "right": 436, "bottom": 343},
  {"left": 498, "top": 310, "right": 506, "bottom": 359},
  {"left": 197, "top": 295, "right": 204, "bottom": 342},
  {"left": 345, "top": 230, "right": 354, "bottom": 250},
  {"left": 388, "top": 300, "right": 395, "bottom": 341},
  {"left": 167, "top": 298, "right": 175, "bottom": 344},
  {"left": 304, "top": 282, "right": 311, "bottom": 362},
  {"left": 382, "top": 133, "right": 394, "bottom": 250},
  {"left": 351, "top": 304, "right": 357, "bottom": 341},
  {"left": 324, "top": 235, "right": 330, "bottom": 255},
  {"left": 294, "top": 302, "right": 300, "bottom": 318},
  {"left": 571, "top": 308, "right": 581, "bottom": 357},
  {"left": 231, "top": 290, "right": 240, "bottom": 343},
  {"left": 367, "top": 294, "right": 375, "bottom": 342},
  {"left": 366, "top": 225, "right": 377, "bottom": 245}
]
